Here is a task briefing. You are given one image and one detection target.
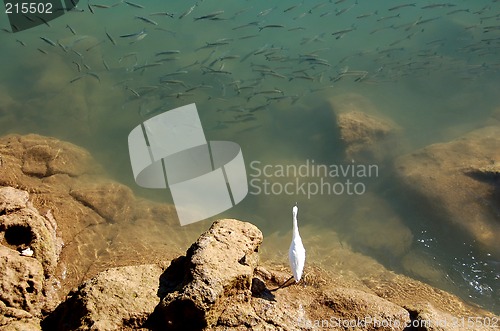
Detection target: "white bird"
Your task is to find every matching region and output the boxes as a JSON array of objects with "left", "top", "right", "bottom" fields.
[{"left": 289, "top": 203, "right": 306, "bottom": 282}]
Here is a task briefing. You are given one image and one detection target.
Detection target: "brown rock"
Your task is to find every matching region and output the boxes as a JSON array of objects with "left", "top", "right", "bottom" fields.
[
  {"left": 0, "top": 187, "right": 62, "bottom": 279},
  {"left": 0, "top": 246, "right": 44, "bottom": 316},
  {"left": 43, "top": 264, "right": 163, "bottom": 331},
  {"left": 395, "top": 126, "right": 500, "bottom": 253},
  {"left": 320, "top": 287, "right": 410, "bottom": 330},
  {"left": 0, "top": 133, "right": 181, "bottom": 298},
  {"left": 0, "top": 186, "right": 65, "bottom": 329},
  {"left": 328, "top": 93, "right": 402, "bottom": 161},
  {"left": 153, "top": 219, "right": 263, "bottom": 330}
]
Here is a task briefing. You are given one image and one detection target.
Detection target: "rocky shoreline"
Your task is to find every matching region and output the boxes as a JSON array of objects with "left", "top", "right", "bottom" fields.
[{"left": 0, "top": 128, "right": 499, "bottom": 330}]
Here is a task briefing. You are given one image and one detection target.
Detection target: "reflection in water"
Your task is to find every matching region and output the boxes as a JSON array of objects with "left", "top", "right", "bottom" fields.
[{"left": 0, "top": 0, "right": 499, "bottom": 313}]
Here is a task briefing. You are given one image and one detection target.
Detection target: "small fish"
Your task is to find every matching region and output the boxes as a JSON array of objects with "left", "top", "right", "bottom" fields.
[
  {"left": 356, "top": 11, "right": 378, "bottom": 19},
  {"left": 179, "top": 4, "right": 196, "bottom": 19},
  {"left": 232, "top": 21, "right": 259, "bottom": 30},
  {"left": 185, "top": 84, "right": 212, "bottom": 92},
  {"left": 294, "top": 12, "right": 308, "bottom": 20},
  {"left": 284, "top": 3, "right": 301, "bottom": 13},
  {"left": 416, "top": 17, "right": 440, "bottom": 25},
  {"left": 161, "top": 80, "right": 187, "bottom": 88},
  {"left": 36, "top": 15, "right": 51, "bottom": 27},
  {"left": 259, "top": 24, "right": 285, "bottom": 32},
  {"left": 37, "top": 48, "right": 48, "bottom": 54},
  {"left": 125, "top": 86, "right": 140, "bottom": 97},
  {"left": 86, "top": 72, "right": 101, "bottom": 82},
  {"left": 40, "top": 36, "right": 57, "bottom": 47},
  {"left": 194, "top": 10, "right": 224, "bottom": 21},
  {"left": 308, "top": 2, "right": 327, "bottom": 14},
  {"left": 336, "top": 3, "right": 356, "bottom": 16},
  {"left": 206, "top": 39, "right": 232, "bottom": 47},
  {"left": 155, "top": 50, "right": 181, "bottom": 56},
  {"left": 86, "top": 40, "right": 105, "bottom": 51},
  {"left": 135, "top": 16, "right": 158, "bottom": 25},
  {"left": 66, "top": 24, "right": 76, "bottom": 35},
  {"left": 254, "top": 88, "right": 284, "bottom": 95},
  {"left": 388, "top": 3, "right": 416, "bottom": 11},
  {"left": 331, "top": 27, "right": 356, "bottom": 38},
  {"left": 239, "top": 34, "right": 258, "bottom": 40},
  {"left": 202, "top": 67, "right": 232, "bottom": 75},
  {"left": 421, "top": 3, "right": 456, "bottom": 9},
  {"left": 130, "top": 32, "right": 147, "bottom": 44},
  {"left": 150, "top": 12, "right": 174, "bottom": 18},
  {"left": 105, "top": 29, "right": 116, "bottom": 45},
  {"left": 16, "top": 39, "right": 26, "bottom": 46},
  {"left": 102, "top": 58, "right": 110, "bottom": 71},
  {"left": 288, "top": 27, "right": 306, "bottom": 31},
  {"left": 119, "top": 28, "right": 146, "bottom": 38},
  {"left": 123, "top": 1, "right": 144, "bottom": 9},
  {"left": 377, "top": 14, "right": 400, "bottom": 21},
  {"left": 72, "top": 49, "right": 83, "bottom": 59},
  {"left": 91, "top": 4, "right": 111, "bottom": 9},
  {"left": 70, "top": 75, "right": 83, "bottom": 83},
  {"left": 258, "top": 7, "right": 276, "bottom": 17},
  {"left": 160, "top": 70, "right": 188, "bottom": 79},
  {"left": 165, "top": 92, "right": 194, "bottom": 99},
  {"left": 58, "top": 42, "right": 68, "bottom": 53},
  {"left": 133, "top": 62, "right": 162, "bottom": 71},
  {"left": 446, "top": 9, "right": 470, "bottom": 15}
]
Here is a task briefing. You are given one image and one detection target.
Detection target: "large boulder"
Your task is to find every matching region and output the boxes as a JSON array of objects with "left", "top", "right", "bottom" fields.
[
  {"left": 152, "top": 219, "right": 263, "bottom": 330},
  {"left": 42, "top": 264, "right": 163, "bottom": 331},
  {"left": 0, "top": 186, "right": 63, "bottom": 329},
  {"left": 0, "top": 133, "right": 182, "bottom": 298},
  {"left": 395, "top": 126, "right": 500, "bottom": 254}
]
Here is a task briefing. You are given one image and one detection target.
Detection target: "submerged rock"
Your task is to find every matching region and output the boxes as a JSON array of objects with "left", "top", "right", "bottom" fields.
[
  {"left": 395, "top": 126, "right": 500, "bottom": 254},
  {"left": 328, "top": 93, "right": 402, "bottom": 162}
]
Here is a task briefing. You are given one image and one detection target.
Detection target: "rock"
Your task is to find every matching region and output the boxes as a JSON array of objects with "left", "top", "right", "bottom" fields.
[
  {"left": 43, "top": 264, "right": 163, "bottom": 331},
  {"left": 319, "top": 287, "right": 410, "bottom": 330},
  {"left": 337, "top": 111, "right": 396, "bottom": 159},
  {"left": 69, "top": 182, "right": 136, "bottom": 223},
  {"left": 0, "top": 133, "right": 497, "bottom": 330},
  {"left": 0, "top": 186, "right": 64, "bottom": 329},
  {"left": 40, "top": 218, "right": 498, "bottom": 331},
  {"left": 328, "top": 93, "right": 402, "bottom": 162},
  {"left": 0, "top": 133, "right": 182, "bottom": 298},
  {"left": 337, "top": 193, "right": 413, "bottom": 259},
  {"left": 152, "top": 219, "right": 263, "bottom": 330},
  {"left": 0, "top": 187, "right": 63, "bottom": 278},
  {"left": 395, "top": 126, "right": 500, "bottom": 253},
  {"left": 364, "top": 274, "right": 498, "bottom": 331},
  {"left": 0, "top": 245, "right": 44, "bottom": 316},
  {"left": 0, "top": 300, "right": 42, "bottom": 331}
]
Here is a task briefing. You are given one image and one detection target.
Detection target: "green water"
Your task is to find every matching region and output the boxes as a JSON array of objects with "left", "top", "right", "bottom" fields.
[{"left": 0, "top": 0, "right": 499, "bottom": 313}]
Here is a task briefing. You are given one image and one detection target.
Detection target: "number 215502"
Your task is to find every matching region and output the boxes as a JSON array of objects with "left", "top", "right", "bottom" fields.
[{"left": 5, "top": 2, "right": 53, "bottom": 14}]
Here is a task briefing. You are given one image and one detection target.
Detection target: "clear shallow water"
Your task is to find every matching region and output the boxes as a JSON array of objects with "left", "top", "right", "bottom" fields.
[{"left": 0, "top": 0, "right": 499, "bottom": 313}]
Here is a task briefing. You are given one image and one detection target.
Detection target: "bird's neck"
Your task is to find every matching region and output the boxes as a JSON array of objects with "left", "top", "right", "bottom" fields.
[{"left": 292, "top": 218, "right": 300, "bottom": 238}]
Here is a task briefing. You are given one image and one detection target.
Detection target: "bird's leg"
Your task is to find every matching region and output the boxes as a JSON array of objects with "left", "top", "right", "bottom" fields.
[{"left": 270, "top": 275, "right": 294, "bottom": 291}]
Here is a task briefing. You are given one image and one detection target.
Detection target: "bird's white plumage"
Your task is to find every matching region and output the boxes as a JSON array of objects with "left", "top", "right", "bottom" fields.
[{"left": 289, "top": 204, "right": 306, "bottom": 282}]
